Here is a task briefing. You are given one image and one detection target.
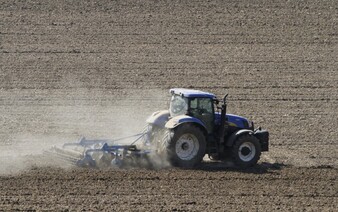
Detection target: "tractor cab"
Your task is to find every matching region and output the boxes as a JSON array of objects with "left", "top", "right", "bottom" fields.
[{"left": 169, "top": 89, "right": 216, "bottom": 133}]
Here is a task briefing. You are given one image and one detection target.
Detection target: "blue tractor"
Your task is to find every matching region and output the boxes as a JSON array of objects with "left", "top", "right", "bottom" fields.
[{"left": 146, "top": 88, "right": 269, "bottom": 168}]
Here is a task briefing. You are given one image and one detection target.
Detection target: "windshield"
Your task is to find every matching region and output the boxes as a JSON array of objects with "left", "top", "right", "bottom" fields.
[{"left": 170, "top": 95, "right": 188, "bottom": 117}]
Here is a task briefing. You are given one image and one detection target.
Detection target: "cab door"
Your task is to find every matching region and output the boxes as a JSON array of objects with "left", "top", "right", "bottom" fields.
[{"left": 189, "top": 98, "right": 214, "bottom": 133}]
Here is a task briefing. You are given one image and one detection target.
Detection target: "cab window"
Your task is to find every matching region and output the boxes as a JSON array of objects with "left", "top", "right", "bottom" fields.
[{"left": 189, "top": 98, "right": 213, "bottom": 114}]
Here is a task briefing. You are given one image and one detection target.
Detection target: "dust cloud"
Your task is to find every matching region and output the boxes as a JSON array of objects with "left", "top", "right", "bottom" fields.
[
  {"left": 0, "top": 88, "right": 170, "bottom": 175},
  {"left": 0, "top": 135, "right": 70, "bottom": 175}
]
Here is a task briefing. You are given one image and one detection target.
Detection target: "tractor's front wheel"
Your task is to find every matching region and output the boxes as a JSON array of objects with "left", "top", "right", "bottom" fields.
[
  {"left": 162, "top": 124, "right": 206, "bottom": 168},
  {"left": 232, "top": 134, "right": 261, "bottom": 168}
]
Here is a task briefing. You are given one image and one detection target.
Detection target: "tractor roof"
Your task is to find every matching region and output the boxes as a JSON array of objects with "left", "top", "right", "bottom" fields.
[{"left": 170, "top": 88, "right": 216, "bottom": 99}]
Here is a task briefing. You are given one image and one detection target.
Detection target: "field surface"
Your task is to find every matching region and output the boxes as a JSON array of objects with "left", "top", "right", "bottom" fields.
[{"left": 0, "top": 0, "right": 337, "bottom": 211}]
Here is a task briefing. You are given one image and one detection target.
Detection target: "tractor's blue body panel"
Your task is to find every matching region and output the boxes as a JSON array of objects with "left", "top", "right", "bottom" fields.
[
  {"left": 214, "top": 112, "right": 249, "bottom": 129},
  {"left": 170, "top": 88, "right": 216, "bottom": 99}
]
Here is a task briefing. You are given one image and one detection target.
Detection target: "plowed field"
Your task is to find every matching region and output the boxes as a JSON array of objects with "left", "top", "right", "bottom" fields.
[{"left": 1, "top": 0, "right": 337, "bottom": 211}]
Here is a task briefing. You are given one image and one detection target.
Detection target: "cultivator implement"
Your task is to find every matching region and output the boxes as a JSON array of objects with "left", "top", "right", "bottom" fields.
[{"left": 46, "top": 131, "right": 153, "bottom": 168}]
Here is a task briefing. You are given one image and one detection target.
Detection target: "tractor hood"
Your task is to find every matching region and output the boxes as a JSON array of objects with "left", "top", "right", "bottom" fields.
[{"left": 215, "top": 112, "right": 252, "bottom": 129}]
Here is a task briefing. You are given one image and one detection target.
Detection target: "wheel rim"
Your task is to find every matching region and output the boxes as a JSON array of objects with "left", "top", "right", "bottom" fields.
[
  {"left": 238, "top": 142, "right": 256, "bottom": 162},
  {"left": 175, "top": 133, "right": 199, "bottom": 160}
]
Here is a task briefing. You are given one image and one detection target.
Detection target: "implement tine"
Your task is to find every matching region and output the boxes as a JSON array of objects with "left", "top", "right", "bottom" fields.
[{"left": 43, "top": 150, "right": 78, "bottom": 166}]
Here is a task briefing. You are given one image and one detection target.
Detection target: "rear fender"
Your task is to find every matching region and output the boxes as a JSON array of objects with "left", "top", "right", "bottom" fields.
[
  {"left": 146, "top": 110, "right": 170, "bottom": 128},
  {"left": 226, "top": 129, "right": 253, "bottom": 147},
  {"left": 165, "top": 115, "right": 207, "bottom": 131}
]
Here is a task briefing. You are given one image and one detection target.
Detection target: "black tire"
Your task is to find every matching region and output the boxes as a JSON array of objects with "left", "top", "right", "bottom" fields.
[
  {"left": 162, "top": 124, "right": 206, "bottom": 168},
  {"left": 232, "top": 134, "right": 261, "bottom": 168}
]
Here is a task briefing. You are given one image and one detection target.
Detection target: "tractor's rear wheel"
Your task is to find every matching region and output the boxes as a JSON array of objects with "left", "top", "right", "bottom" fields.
[
  {"left": 162, "top": 124, "right": 206, "bottom": 168},
  {"left": 232, "top": 134, "right": 261, "bottom": 168}
]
